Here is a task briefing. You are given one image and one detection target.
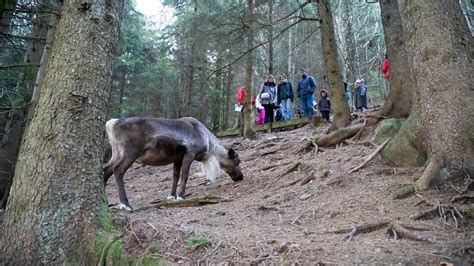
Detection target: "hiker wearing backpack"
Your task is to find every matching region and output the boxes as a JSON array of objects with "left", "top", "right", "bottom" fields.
[
  {"left": 277, "top": 74, "right": 294, "bottom": 121},
  {"left": 258, "top": 75, "right": 277, "bottom": 123}
]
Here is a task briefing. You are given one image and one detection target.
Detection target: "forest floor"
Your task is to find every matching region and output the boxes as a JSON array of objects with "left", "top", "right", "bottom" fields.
[{"left": 107, "top": 114, "right": 473, "bottom": 264}]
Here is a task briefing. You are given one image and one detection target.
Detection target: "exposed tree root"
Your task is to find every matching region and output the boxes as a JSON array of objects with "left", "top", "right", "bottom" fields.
[
  {"left": 450, "top": 179, "right": 473, "bottom": 203},
  {"left": 275, "top": 161, "right": 301, "bottom": 180},
  {"left": 260, "top": 161, "right": 292, "bottom": 171},
  {"left": 409, "top": 206, "right": 439, "bottom": 220},
  {"left": 388, "top": 223, "right": 440, "bottom": 243},
  {"left": 326, "top": 220, "right": 390, "bottom": 241},
  {"left": 409, "top": 202, "right": 471, "bottom": 228},
  {"left": 135, "top": 194, "right": 233, "bottom": 212},
  {"left": 351, "top": 119, "right": 366, "bottom": 141},
  {"left": 295, "top": 124, "right": 365, "bottom": 154},
  {"left": 392, "top": 184, "right": 415, "bottom": 199},
  {"left": 348, "top": 138, "right": 391, "bottom": 174},
  {"left": 344, "top": 139, "right": 377, "bottom": 148},
  {"left": 327, "top": 220, "right": 441, "bottom": 243},
  {"left": 414, "top": 157, "right": 444, "bottom": 191}
]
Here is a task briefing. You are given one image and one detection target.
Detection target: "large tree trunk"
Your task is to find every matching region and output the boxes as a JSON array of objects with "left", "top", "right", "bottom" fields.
[
  {"left": 0, "top": 0, "right": 123, "bottom": 263},
  {"left": 383, "top": 0, "right": 473, "bottom": 190},
  {"left": 268, "top": 0, "right": 273, "bottom": 74},
  {"left": 243, "top": 0, "right": 256, "bottom": 139},
  {"left": 378, "top": 0, "right": 413, "bottom": 118},
  {"left": 318, "top": 0, "right": 350, "bottom": 130}
]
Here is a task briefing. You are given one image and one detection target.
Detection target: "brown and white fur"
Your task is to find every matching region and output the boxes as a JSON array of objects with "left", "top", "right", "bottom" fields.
[{"left": 103, "top": 117, "right": 243, "bottom": 211}]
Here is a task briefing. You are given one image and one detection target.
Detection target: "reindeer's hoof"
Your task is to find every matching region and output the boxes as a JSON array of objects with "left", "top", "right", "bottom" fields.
[
  {"left": 119, "top": 203, "right": 133, "bottom": 212},
  {"left": 166, "top": 195, "right": 176, "bottom": 200},
  {"left": 176, "top": 196, "right": 184, "bottom": 201}
]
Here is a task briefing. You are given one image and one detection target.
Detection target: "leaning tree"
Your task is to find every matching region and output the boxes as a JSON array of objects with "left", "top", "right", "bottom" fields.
[
  {"left": 318, "top": 0, "right": 351, "bottom": 130},
  {"left": 0, "top": 0, "right": 123, "bottom": 263},
  {"left": 382, "top": 0, "right": 473, "bottom": 190}
]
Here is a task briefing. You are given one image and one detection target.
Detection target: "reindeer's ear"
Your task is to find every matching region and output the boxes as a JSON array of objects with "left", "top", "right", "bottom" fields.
[{"left": 228, "top": 148, "right": 236, "bottom": 159}]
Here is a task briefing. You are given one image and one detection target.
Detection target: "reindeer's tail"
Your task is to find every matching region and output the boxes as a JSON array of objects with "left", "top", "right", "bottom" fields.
[
  {"left": 104, "top": 119, "right": 120, "bottom": 166},
  {"left": 201, "top": 155, "right": 220, "bottom": 183}
]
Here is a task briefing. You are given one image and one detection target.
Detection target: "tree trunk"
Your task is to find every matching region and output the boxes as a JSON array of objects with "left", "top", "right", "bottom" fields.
[
  {"left": 0, "top": 8, "right": 55, "bottom": 207},
  {"left": 268, "top": 0, "right": 273, "bottom": 74},
  {"left": 378, "top": 0, "right": 413, "bottom": 118},
  {"left": 343, "top": 4, "right": 356, "bottom": 85},
  {"left": 0, "top": 0, "right": 15, "bottom": 54},
  {"left": 26, "top": 10, "right": 60, "bottom": 126},
  {"left": 243, "top": 0, "right": 256, "bottom": 139},
  {"left": 318, "top": 0, "right": 350, "bottom": 130},
  {"left": 383, "top": 0, "right": 473, "bottom": 190},
  {"left": 0, "top": 0, "right": 123, "bottom": 264},
  {"left": 223, "top": 59, "right": 233, "bottom": 130}
]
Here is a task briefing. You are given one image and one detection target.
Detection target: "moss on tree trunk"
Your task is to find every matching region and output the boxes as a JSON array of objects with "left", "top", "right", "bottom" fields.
[{"left": 382, "top": 0, "right": 474, "bottom": 190}]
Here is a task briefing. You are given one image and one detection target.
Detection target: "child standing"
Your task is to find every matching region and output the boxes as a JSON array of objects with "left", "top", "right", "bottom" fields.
[
  {"left": 255, "top": 94, "right": 265, "bottom": 125},
  {"left": 318, "top": 90, "right": 331, "bottom": 122}
]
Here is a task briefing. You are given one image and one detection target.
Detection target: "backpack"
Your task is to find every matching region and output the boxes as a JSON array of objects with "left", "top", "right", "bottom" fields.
[{"left": 275, "top": 109, "right": 284, "bottom": 122}]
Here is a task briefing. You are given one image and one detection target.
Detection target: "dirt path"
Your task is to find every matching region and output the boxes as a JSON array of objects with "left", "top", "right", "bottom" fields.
[{"left": 107, "top": 123, "right": 473, "bottom": 264}]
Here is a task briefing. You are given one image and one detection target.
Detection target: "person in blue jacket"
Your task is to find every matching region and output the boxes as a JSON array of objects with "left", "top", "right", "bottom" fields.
[
  {"left": 343, "top": 80, "right": 352, "bottom": 112},
  {"left": 296, "top": 68, "right": 317, "bottom": 117},
  {"left": 354, "top": 79, "right": 368, "bottom": 112}
]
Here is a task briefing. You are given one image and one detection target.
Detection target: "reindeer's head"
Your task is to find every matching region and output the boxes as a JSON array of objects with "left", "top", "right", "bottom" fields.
[{"left": 221, "top": 148, "right": 243, "bottom": 181}]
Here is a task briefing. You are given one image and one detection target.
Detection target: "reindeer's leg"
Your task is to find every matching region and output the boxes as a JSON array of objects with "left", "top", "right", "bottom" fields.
[
  {"left": 167, "top": 160, "right": 182, "bottom": 200},
  {"left": 177, "top": 152, "right": 194, "bottom": 200},
  {"left": 113, "top": 152, "right": 138, "bottom": 212}
]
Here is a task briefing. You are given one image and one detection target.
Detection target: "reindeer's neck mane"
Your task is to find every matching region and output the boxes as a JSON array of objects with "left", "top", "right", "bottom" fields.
[{"left": 198, "top": 127, "right": 229, "bottom": 183}]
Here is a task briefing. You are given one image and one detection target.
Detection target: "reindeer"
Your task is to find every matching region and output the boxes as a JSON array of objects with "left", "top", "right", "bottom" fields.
[{"left": 103, "top": 117, "right": 243, "bottom": 211}]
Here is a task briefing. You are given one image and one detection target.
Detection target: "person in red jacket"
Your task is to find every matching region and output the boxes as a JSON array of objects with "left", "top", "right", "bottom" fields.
[
  {"left": 382, "top": 53, "right": 390, "bottom": 81},
  {"left": 233, "top": 87, "right": 255, "bottom": 133},
  {"left": 236, "top": 87, "right": 246, "bottom": 105}
]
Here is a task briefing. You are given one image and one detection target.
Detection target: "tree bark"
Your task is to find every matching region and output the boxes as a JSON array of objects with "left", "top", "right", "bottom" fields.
[
  {"left": 383, "top": 0, "right": 474, "bottom": 190},
  {"left": 318, "top": 0, "right": 350, "bottom": 130},
  {"left": 268, "top": 0, "right": 273, "bottom": 74},
  {"left": 243, "top": 0, "right": 256, "bottom": 139},
  {"left": 378, "top": 0, "right": 413, "bottom": 118},
  {"left": 0, "top": 0, "right": 123, "bottom": 264}
]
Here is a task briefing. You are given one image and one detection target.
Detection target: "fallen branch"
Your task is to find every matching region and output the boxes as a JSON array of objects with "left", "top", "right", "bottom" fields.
[
  {"left": 326, "top": 220, "right": 389, "bottom": 241},
  {"left": 348, "top": 137, "right": 391, "bottom": 174},
  {"left": 135, "top": 194, "right": 233, "bottom": 212},
  {"left": 388, "top": 223, "right": 440, "bottom": 243}
]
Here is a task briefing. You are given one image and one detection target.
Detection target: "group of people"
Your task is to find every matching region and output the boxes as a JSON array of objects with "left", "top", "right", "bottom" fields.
[
  {"left": 235, "top": 68, "right": 370, "bottom": 128},
  {"left": 251, "top": 68, "right": 326, "bottom": 125}
]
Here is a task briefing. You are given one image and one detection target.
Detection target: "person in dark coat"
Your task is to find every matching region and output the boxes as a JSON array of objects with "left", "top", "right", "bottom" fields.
[
  {"left": 354, "top": 79, "right": 368, "bottom": 112},
  {"left": 296, "top": 68, "right": 317, "bottom": 117},
  {"left": 318, "top": 90, "right": 331, "bottom": 121},
  {"left": 258, "top": 74, "right": 277, "bottom": 123},
  {"left": 277, "top": 74, "right": 294, "bottom": 121}
]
